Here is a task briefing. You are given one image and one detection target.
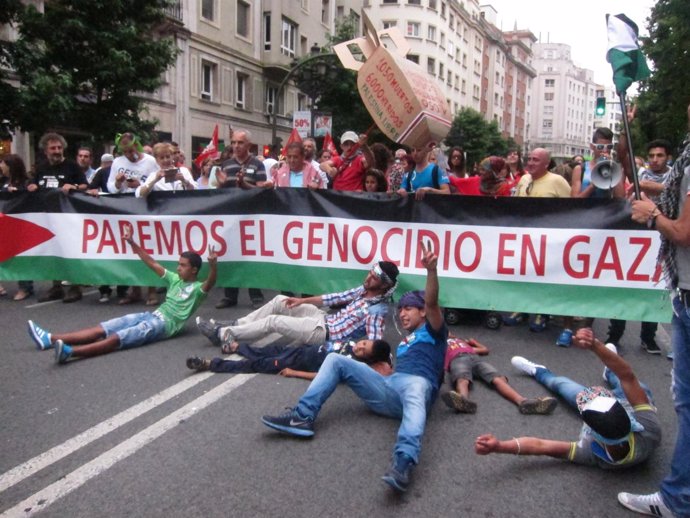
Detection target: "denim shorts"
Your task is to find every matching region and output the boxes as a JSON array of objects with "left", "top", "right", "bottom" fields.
[{"left": 101, "top": 311, "right": 167, "bottom": 350}]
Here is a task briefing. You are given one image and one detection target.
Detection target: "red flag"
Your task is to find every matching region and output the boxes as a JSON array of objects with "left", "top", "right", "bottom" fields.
[
  {"left": 280, "top": 128, "right": 303, "bottom": 159},
  {"left": 322, "top": 132, "right": 339, "bottom": 160},
  {"left": 194, "top": 124, "right": 219, "bottom": 167}
]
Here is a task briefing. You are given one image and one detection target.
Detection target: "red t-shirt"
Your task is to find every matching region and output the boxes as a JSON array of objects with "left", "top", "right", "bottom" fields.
[
  {"left": 450, "top": 175, "right": 514, "bottom": 196},
  {"left": 443, "top": 337, "right": 476, "bottom": 371},
  {"left": 332, "top": 154, "right": 366, "bottom": 191}
]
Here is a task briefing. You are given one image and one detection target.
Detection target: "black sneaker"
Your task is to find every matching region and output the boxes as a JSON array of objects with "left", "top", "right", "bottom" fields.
[
  {"left": 641, "top": 338, "right": 661, "bottom": 355},
  {"left": 381, "top": 453, "right": 414, "bottom": 492},
  {"left": 196, "top": 316, "right": 221, "bottom": 347},
  {"left": 261, "top": 408, "right": 314, "bottom": 437}
]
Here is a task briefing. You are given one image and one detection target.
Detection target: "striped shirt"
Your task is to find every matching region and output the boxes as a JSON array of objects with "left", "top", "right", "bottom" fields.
[{"left": 321, "top": 286, "right": 389, "bottom": 340}]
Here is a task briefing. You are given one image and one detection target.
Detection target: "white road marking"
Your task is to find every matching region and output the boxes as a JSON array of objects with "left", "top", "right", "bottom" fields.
[
  {"left": 0, "top": 373, "right": 213, "bottom": 493},
  {"left": 0, "top": 374, "right": 254, "bottom": 517}
]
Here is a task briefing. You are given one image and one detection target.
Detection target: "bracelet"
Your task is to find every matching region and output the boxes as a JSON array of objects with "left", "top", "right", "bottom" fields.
[
  {"left": 647, "top": 206, "right": 661, "bottom": 229},
  {"left": 513, "top": 437, "right": 521, "bottom": 455}
]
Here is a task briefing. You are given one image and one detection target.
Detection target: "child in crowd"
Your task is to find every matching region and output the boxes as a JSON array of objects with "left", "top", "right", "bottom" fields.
[{"left": 362, "top": 169, "right": 388, "bottom": 193}]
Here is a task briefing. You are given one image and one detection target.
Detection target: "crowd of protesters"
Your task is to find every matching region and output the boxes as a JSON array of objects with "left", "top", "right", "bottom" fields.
[
  {"left": 0, "top": 124, "right": 669, "bottom": 357},
  {"left": 3, "top": 110, "right": 690, "bottom": 512}
]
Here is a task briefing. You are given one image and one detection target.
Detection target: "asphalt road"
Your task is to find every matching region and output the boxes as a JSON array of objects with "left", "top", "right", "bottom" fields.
[{"left": 0, "top": 283, "right": 677, "bottom": 518}]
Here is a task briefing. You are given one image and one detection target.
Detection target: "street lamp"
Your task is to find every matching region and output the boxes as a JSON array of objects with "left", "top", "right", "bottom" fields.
[{"left": 270, "top": 44, "right": 338, "bottom": 152}]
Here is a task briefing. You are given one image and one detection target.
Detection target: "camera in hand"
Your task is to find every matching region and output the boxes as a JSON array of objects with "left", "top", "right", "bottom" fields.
[{"left": 164, "top": 168, "right": 179, "bottom": 183}]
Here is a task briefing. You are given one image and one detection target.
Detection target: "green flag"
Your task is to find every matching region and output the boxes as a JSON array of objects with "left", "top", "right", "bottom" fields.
[{"left": 606, "top": 13, "right": 651, "bottom": 94}]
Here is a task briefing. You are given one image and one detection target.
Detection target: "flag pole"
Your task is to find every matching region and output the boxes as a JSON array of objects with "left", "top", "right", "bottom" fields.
[{"left": 617, "top": 92, "right": 641, "bottom": 200}]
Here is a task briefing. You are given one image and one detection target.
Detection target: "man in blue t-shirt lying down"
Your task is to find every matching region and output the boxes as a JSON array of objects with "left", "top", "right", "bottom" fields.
[
  {"left": 474, "top": 328, "right": 661, "bottom": 471},
  {"left": 186, "top": 338, "right": 391, "bottom": 380},
  {"left": 261, "top": 241, "right": 447, "bottom": 493}
]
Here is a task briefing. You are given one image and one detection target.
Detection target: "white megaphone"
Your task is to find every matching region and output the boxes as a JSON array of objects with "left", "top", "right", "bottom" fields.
[{"left": 590, "top": 158, "right": 623, "bottom": 190}]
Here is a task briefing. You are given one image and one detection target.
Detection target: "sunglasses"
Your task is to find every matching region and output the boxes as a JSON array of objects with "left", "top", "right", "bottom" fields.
[
  {"left": 526, "top": 181, "right": 534, "bottom": 195},
  {"left": 594, "top": 144, "right": 614, "bottom": 151}
]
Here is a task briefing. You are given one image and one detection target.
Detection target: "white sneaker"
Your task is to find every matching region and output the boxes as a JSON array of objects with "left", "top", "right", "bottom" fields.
[
  {"left": 618, "top": 491, "right": 672, "bottom": 516},
  {"left": 510, "top": 356, "right": 545, "bottom": 377},
  {"left": 98, "top": 294, "right": 110, "bottom": 303},
  {"left": 603, "top": 343, "right": 618, "bottom": 380}
]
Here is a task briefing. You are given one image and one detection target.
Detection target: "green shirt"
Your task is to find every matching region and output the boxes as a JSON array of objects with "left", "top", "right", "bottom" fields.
[{"left": 157, "top": 269, "right": 207, "bottom": 336}]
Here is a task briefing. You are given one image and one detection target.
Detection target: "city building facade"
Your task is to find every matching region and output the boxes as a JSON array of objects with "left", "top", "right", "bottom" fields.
[{"left": 529, "top": 42, "right": 599, "bottom": 160}]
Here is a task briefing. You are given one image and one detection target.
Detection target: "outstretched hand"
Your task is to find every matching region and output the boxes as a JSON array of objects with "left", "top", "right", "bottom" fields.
[
  {"left": 475, "top": 434, "right": 500, "bottom": 455},
  {"left": 573, "top": 328, "right": 595, "bottom": 350},
  {"left": 279, "top": 368, "right": 297, "bottom": 378},
  {"left": 284, "top": 297, "right": 304, "bottom": 309},
  {"left": 420, "top": 240, "right": 438, "bottom": 270}
]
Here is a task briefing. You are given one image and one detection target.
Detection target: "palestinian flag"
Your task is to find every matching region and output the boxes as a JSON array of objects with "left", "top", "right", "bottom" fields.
[
  {"left": 606, "top": 13, "right": 651, "bottom": 94},
  {"left": 0, "top": 190, "right": 671, "bottom": 322}
]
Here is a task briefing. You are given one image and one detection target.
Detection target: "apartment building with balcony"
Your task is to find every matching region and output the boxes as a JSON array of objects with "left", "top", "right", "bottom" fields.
[
  {"left": 364, "top": 0, "right": 487, "bottom": 116},
  {"left": 3, "top": 0, "right": 539, "bottom": 161},
  {"left": 142, "top": 0, "right": 342, "bottom": 156},
  {"left": 529, "top": 42, "right": 599, "bottom": 159}
]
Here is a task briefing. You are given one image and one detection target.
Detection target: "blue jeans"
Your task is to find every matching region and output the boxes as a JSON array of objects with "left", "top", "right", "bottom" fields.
[
  {"left": 534, "top": 366, "right": 653, "bottom": 411},
  {"left": 295, "top": 354, "right": 433, "bottom": 463},
  {"left": 100, "top": 312, "right": 167, "bottom": 349},
  {"left": 660, "top": 295, "right": 690, "bottom": 516}
]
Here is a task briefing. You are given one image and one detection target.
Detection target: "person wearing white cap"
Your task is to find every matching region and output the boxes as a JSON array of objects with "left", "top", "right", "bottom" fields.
[
  {"left": 320, "top": 130, "right": 374, "bottom": 191},
  {"left": 474, "top": 328, "right": 661, "bottom": 472}
]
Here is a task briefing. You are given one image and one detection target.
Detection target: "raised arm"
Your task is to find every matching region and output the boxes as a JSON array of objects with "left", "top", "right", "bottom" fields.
[
  {"left": 201, "top": 246, "right": 218, "bottom": 293},
  {"left": 122, "top": 223, "right": 165, "bottom": 277},
  {"left": 420, "top": 241, "right": 443, "bottom": 332},
  {"left": 573, "top": 328, "right": 649, "bottom": 406}
]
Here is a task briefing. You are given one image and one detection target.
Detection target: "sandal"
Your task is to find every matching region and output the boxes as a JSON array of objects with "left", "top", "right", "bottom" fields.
[
  {"left": 0, "top": 285, "right": 7, "bottom": 297},
  {"left": 145, "top": 296, "right": 159, "bottom": 306}
]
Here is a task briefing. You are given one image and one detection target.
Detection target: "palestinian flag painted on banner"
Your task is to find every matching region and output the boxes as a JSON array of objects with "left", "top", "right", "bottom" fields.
[
  {"left": 606, "top": 13, "right": 651, "bottom": 94},
  {"left": 0, "top": 189, "right": 671, "bottom": 322}
]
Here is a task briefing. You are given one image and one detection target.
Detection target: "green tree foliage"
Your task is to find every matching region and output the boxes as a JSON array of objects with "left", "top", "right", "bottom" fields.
[
  {"left": 635, "top": 0, "right": 690, "bottom": 147},
  {"left": 444, "top": 107, "right": 511, "bottom": 170},
  {"left": 0, "top": 0, "right": 178, "bottom": 145},
  {"left": 319, "top": 14, "right": 374, "bottom": 143}
]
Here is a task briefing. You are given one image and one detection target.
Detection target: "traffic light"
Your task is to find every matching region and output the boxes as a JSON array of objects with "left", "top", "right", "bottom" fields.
[{"left": 595, "top": 97, "right": 606, "bottom": 116}]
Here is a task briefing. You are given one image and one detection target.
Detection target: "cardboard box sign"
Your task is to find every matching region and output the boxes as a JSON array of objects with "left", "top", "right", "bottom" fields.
[{"left": 334, "top": 14, "right": 451, "bottom": 149}]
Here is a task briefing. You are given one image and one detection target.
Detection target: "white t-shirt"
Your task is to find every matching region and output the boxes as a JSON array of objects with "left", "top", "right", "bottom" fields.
[
  {"left": 135, "top": 166, "right": 197, "bottom": 196},
  {"left": 107, "top": 153, "right": 159, "bottom": 193}
]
